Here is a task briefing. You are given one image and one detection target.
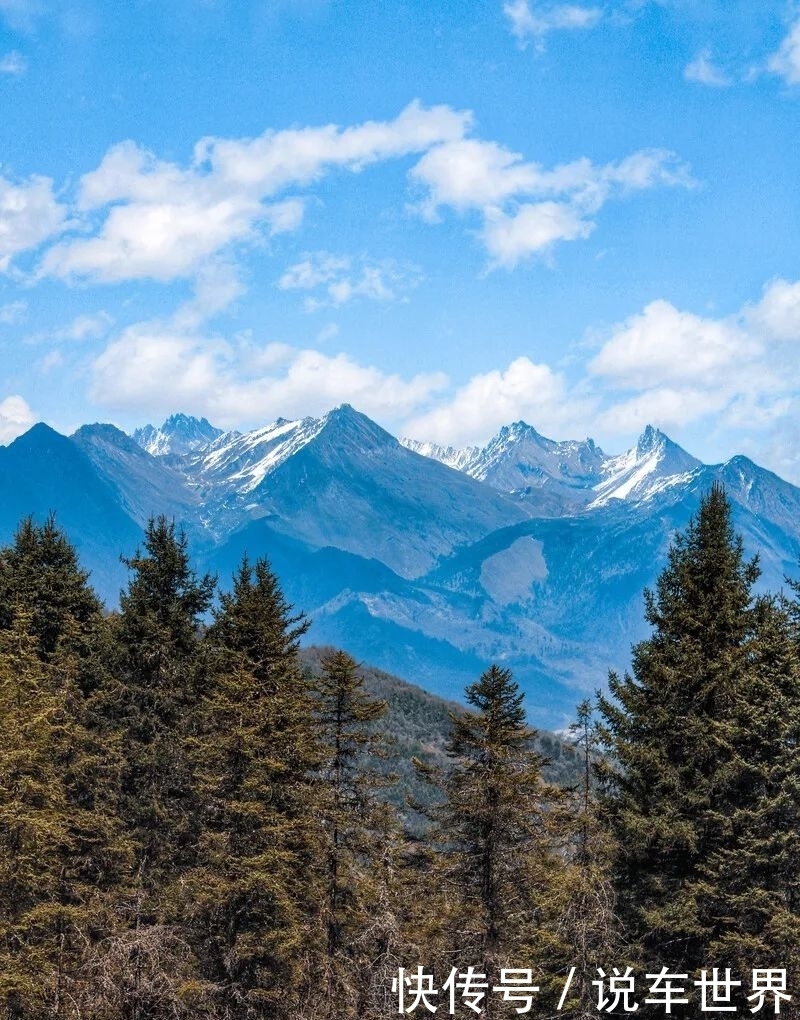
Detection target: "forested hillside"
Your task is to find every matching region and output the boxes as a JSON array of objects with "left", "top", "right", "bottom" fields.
[{"left": 1, "top": 487, "right": 799, "bottom": 1019}]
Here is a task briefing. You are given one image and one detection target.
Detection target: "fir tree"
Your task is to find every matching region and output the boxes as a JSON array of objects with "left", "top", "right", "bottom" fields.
[
  {"left": 180, "top": 556, "right": 325, "bottom": 1020},
  {"left": 695, "top": 596, "right": 800, "bottom": 979},
  {"left": 0, "top": 609, "right": 132, "bottom": 1020},
  {"left": 417, "top": 664, "right": 559, "bottom": 1019},
  {"left": 596, "top": 484, "right": 765, "bottom": 979},
  {"left": 92, "top": 516, "right": 215, "bottom": 1017},
  {"left": 313, "top": 649, "right": 399, "bottom": 1019},
  {"left": 553, "top": 701, "right": 620, "bottom": 1020},
  {"left": 105, "top": 515, "right": 215, "bottom": 872},
  {"left": 0, "top": 514, "right": 102, "bottom": 668}
]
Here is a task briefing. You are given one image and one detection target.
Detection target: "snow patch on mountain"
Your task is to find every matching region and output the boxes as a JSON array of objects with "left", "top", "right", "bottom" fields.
[{"left": 194, "top": 416, "right": 325, "bottom": 493}]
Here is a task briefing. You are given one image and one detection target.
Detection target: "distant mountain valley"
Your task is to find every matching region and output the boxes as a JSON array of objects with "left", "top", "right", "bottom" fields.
[{"left": 2, "top": 405, "right": 798, "bottom": 727}]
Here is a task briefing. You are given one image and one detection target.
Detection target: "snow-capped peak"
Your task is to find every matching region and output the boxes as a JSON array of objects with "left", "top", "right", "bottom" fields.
[
  {"left": 589, "top": 424, "right": 701, "bottom": 507},
  {"left": 402, "top": 420, "right": 606, "bottom": 499},
  {"left": 133, "top": 413, "right": 223, "bottom": 457}
]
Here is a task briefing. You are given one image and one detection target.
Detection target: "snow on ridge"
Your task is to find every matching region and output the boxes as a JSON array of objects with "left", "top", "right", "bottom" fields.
[{"left": 195, "top": 415, "right": 326, "bottom": 492}]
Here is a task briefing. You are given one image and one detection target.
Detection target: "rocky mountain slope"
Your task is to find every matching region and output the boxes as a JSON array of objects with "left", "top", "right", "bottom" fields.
[{"left": 1, "top": 406, "right": 798, "bottom": 727}]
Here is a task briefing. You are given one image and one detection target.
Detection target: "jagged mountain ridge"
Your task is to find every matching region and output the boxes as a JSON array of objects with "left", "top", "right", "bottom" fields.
[
  {"left": 1, "top": 406, "right": 798, "bottom": 727},
  {"left": 132, "top": 413, "right": 224, "bottom": 458},
  {"left": 402, "top": 421, "right": 704, "bottom": 510}
]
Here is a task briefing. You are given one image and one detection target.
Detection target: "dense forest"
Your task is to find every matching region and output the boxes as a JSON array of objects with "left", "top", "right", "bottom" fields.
[{"left": 0, "top": 484, "right": 799, "bottom": 1019}]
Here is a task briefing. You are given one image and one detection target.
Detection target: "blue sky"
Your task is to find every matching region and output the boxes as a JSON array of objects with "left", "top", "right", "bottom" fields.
[{"left": 1, "top": 0, "right": 800, "bottom": 481}]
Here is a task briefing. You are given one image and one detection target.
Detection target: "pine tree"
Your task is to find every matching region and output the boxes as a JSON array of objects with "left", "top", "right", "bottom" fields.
[
  {"left": 417, "top": 664, "right": 559, "bottom": 1019},
  {"left": 0, "top": 515, "right": 102, "bottom": 674},
  {"left": 695, "top": 595, "right": 800, "bottom": 979},
  {"left": 179, "top": 556, "right": 325, "bottom": 1020},
  {"left": 104, "top": 515, "right": 215, "bottom": 876},
  {"left": 313, "top": 649, "right": 399, "bottom": 1019},
  {"left": 0, "top": 609, "right": 132, "bottom": 1020},
  {"left": 596, "top": 484, "right": 767, "bottom": 978},
  {"left": 90, "top": 516, "right": 215, "bottom": 1018},
  {"left": 552, "top": 701, "right": 620, "bottom": 1020}
]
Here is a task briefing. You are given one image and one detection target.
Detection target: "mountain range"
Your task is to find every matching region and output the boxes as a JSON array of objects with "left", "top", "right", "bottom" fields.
[{"left": 2, "top": 405, "right": 798, "bottom": 728}]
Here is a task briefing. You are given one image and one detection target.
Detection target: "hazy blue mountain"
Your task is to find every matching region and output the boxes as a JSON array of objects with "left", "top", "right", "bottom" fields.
[
  {"left": 0, "top": 423, "right": 142, "bottom": 600},
  {"left": 72, "top": 423, "right": 204, "bottom": 528},
  {"left": 149, "top": 404, "right": 532, "bottom": 578},
  {"left": 2, "top": 407, "right": 798, "bottom": 727}
]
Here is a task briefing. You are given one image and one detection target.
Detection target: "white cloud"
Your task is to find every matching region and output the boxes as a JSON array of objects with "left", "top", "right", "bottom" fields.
[
  {"left": 588, "top": 279, "right": 800, "bottom": 437},
  {"left": 745, "top": 278, "right": 800, "bottom": 341},
  {"left": 0, "top": 50, "right": 26, "bottom": 75},
  {"left": 279, "top": 251, "right": 420, "bottom": 309},
  {"left": 483, "top": 202, "right": 593, "bottom": 266},
  {"left": 56, "top": 311, "right": 114, "bottom": 342},
  {"left": 504, "top": 0, "right": 601, "bottom": 47},
  {"left": 589, "top": 299, "right": 758, "bottom": 388},
  {"left": 684, "top": 48, "right": 731, "bottom": 87},
  {"left": 278, "top": 253, "right": 351, "bottom": 290},
  {"left": 0, "top": 173, "right": 66, "bottom": 271},
  {"left": 89, "top": 322, "right": 448, "bottom": 427},
  {"left": 316, "top": 322, "right": 339, "bottom": 344},
  {"left": 410, "top": 139, "right": 546, "bottom": 216},
  {"left": 402, "top": 356, "right": 588, "bottom": 446},
  {"left": 0, "top": 394, "right": 35, "bottom": 444},
  {"left": 767, "top": 18, "right": 800, "bottom": 85},
  {"left": 0, "top": 299, "right": 26, "bottom": 324},
  {"left": 41, "top": 101, "right": 470, "bottom": 285},
  {"left": 172, "top": 261, "right": 246, "bottom": 330},
  {"left": 411, "top": 140, "right": 693, "bottom": 267}
]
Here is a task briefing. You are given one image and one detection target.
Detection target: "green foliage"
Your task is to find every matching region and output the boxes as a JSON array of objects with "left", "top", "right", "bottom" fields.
[
  {"left": 312, "top": 649, "right": 400, "bottom": 1018},
  {"left": 0, "top": 514, "right": 102, "bottom": 667},
  {"left": 0, "top": 610, "right": 132, "bottom": 1019},
  {"left": 413, "top": 664, "right": 564, "bottom": 1017},
  {"left": 597, "top": 484, "right": 800, "bottom": 983},
  {"left": 0, "top": 498, "right": 798, "bottom": 1019},
  {"left": 180, "top": 556, "right": 325, "bottom": 1020}
]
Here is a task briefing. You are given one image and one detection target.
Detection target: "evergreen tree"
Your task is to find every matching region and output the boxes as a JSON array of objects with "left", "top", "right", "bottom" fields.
[
  {"left": 0, "top": 609, "right": 132, "bottom": 1020},
  {"left": 91, "top": 516, "right": 215, "bottom": 1017},
  {"left": 313, "top": 649, "right": 399, "bottom": 1019},
  {"left": 180, "top": 556, "right": 325, "bottom": 1020},
  {"left": 417, "top": 664, "right": 559, "bottom": 1019},
  {"left": 596, "top": 484, "right": 767, "bottom": 979},
  {"left": 552, "top": 701, "right": 621, "bottom": 1020},
  {"left": 696, "top": 596, "right": 800, "bottom": 978},
  {"left": 0, "top": 514, "right": 102, "bottom": 667},
  {"left": 105, "top": 515, "right": 215, "bottom": 874}
]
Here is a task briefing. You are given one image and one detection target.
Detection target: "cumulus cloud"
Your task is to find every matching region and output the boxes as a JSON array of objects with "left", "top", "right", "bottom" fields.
[
  {"left": 41, "top": 101, "right": 470, "bottom": 285},
  {"left": 0, "top": 50, "right": 26, "bottom": 75},
  {"left": 483, "top": 202, "right": 592, "bottom": 267},
  {"left": 504, "top": 0, "right": 601, "bottom": 47},
  {"left": 402, "top": 356, "right": 590, "bottom": 447},
  {"left": 589, "top": 299, "right": 759, "bottom": 388},
  {"left": 744, "top": 278, "right": 800, "bottom": 341},
  {"left": 589, "top": 279, "right": 800, "bottom": 436},
  {"left": 683, "top": 48, "right": 731, "bottom": 87},
  {"left": 410, "top": 140, "right": 693, "bottom": 267},
  {"left": 89, "top": 322, "right": 448, "bottom": 427},
  {"left": 278, "top": 251, "right": 420, "bottom": 310},
  {"left": 0, "top": 394, "right": 35, "bottom": 444},
  {"left": 0, "top": 173, "right": 66, "bottom": 271},
  {"left": 767, "top": 18, "right": 800, "bottom": 85}
]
